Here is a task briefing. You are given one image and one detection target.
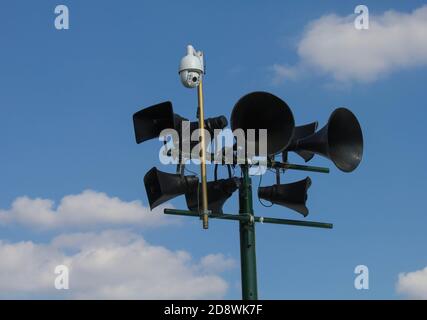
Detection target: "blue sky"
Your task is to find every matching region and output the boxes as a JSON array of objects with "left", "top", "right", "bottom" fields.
[{"left": 0, "top": 0, "right": 427, "bottom": 299}]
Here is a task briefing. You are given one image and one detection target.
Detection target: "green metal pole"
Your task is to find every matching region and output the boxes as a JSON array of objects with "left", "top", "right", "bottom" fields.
[{"left": 239, "top": 164, "right": 258, "bottom": 300}]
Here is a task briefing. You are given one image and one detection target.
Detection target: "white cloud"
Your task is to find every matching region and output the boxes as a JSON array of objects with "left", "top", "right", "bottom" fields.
[
  {"left": 0, "top": 230, "right": 235, "bottom": 299},
  {"left": 0, "top": 192, "right": 237, "bottom": 299},
  {"left": 396, "top": 266, "right": 427, "bottom": 299},
  {"left": 199, "top": 254, "right": 237, "bottom": 274},
  {"left": 271, "top": 64, "right": 300, "bottom": 83},
  {"left": 274, "top": 5, "right": 427, "bottom": 83},
  {"left": 0, "top": 190, "right": 175, "bottom": 230}
]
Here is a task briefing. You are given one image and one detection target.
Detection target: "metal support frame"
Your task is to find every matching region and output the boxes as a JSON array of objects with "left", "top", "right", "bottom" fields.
[{"left": 164, "top": 162, "right": 332, "bottom": 300}]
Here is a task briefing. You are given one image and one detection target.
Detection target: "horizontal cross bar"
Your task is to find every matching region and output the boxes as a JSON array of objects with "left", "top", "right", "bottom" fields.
[
  {"left": 268, "top": 161, "right": 330, "bottom": 173},
  {"left": 164, "top": 209, "right": 333, "bottom": 229}
]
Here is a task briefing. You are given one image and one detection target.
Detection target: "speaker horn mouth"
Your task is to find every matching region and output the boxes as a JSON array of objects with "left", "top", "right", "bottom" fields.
[
  {"left": 231, "top": 91, "right": 295, "bottom": 157},
  {"left": 328, "top": 108, "right": 363, "bottom": 173},
  {"left": 133, "top": 102, "right": 175, "bottom": 144}
]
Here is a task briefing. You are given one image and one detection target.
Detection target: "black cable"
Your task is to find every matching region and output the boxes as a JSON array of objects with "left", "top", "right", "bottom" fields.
[{"left": 257, "top": 169, "right": 273, "bottom": 208}]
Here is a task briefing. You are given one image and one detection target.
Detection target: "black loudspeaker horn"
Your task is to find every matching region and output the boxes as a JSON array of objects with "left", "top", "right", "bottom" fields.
[
  {"left": 288, "top": 108, "right": 363, "bottom": 172},
  {"left": 286, "top": 122, "right": 318, "bottom": 162},
  {"left": 230, "top": 92, "right": 295, "bottom": 157},
  {"left": 144, "top": 167, "right": 199, "bottom": 210},
  {"left": 133, "top": 102, "right": 183, "bottom": 144},
  {"left": 185, "top": 178, "right": 240, "bottom": 214},
  {"left": 133, "top": 101, "right": 228, "bottom": 144},
  {"left": 258, "top": 177, "right": 312, "bottom": 217}
]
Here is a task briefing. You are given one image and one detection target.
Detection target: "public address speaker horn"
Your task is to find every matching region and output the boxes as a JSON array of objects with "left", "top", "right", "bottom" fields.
[
  {"left": 185, "top": 178, "right": 240, "bottom": 214},
  {"left": 258, "top": 177, "right": 312, "bottom": 217},
  {"left": 287, "top": 108, "right": 363, "bottom": 172},
  {"left": 286, "top": 122, "right": 318, "bottom": 162},
  {"left": 144, "top": 167, "right": 199, "bottom": 210},
  {"left": 133, "top": 101, "right": 227, "bottom": 144},
  {"left": 230, "top": 92, "right": 295, "bottom": 157}
]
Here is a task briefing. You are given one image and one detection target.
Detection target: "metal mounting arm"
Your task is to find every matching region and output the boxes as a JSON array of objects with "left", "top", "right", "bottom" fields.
[
  {"left": 164, "top": 209, "right": 333, "bottom": 229},
  {"left": 267, "top": 160, "right": 330, "bottom": 174}
]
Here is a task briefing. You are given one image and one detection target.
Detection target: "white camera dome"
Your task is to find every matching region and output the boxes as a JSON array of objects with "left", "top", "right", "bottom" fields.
[
  {"left": 179, "top": 45, "right": 204, "bottom": 89},
  {"left": 180, "top": 70, "right": 201, "bottom": 88}
]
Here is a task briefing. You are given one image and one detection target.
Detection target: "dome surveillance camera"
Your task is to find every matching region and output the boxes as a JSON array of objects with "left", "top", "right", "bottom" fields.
[
  {"left": 179, "top": 45, "right": 204, "bottom": 89},
  {"left": 180, "top": 70, "right": 201, "bottom": 88}
]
